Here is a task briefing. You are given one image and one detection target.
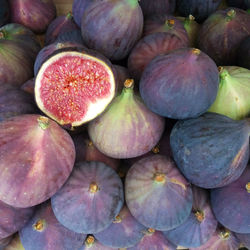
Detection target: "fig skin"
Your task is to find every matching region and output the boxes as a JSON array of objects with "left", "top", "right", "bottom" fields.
[
  {"left": 55, "top": 29, "right": 84, "bottom": 45},
  {"left": 0, "top": 235, "right": 13, "bottom": 249},
  {"left": 80, "top": 235, "right": 118, "bottom": 250},
  {"left": 197, "top": 8, "right": 250, "bottom": 66},
  {"left": 9, "top": 0, "right": 57, "bottom": 34},
  {"left": 72, "top": 0, "right": 93, "bottom": 27},
  {"left": 236, "top": 36, "right": 250, "bottom": 70},
  {"left": 81, "top": 0, "right": 144, "bottom": 60},
  {"left": 125, "top": 154, "right": 193, "bottom": 231},
  {"left": 170, "top": 112, "right": 250, "bottom": 188},
  {"left": 0, "top": 114, "right": 76, "bottom": 208},
  {"left": 139, "top": 48, "right": 219, "bottom": 119},
  {"left": 211, "top": 166, "right": 250, "bottom": 234},
  {"left": 235, "top": 233, "right": 250, "bottom": 248},
  {"left": 88, "top": 79, "right": 165, "bottom": 159},
  {"left": 19, "top": 201, "right": 86, "bottom": 250},
  {"left": 20, "top": 78, "right": 35, "bottom": 95}
]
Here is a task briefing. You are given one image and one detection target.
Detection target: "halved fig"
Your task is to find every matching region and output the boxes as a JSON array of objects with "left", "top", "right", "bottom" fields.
[{"left": 35, "top": 49, "right": 116, "bottom": 128}]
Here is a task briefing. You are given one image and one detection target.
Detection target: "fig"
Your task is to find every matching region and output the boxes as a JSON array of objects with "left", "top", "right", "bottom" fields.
[
  {"left": 139, "top": 48, "right": 219, "bottom": 119},
  {"left": 0, "top": 200, "right": 34, "bottom": 239},
  {"left": 170, "top": 112, "right": 250, "bottom": 188},
  {"left": 112, "top": 64, "right": 130, "bottom": 93},
  {"left": 127, "top": 229, "right": 176, "bottom": 250},
  {"left": 211, "top": 166, "right": 250, "bottom": 233},
  {"left": 88, "top": 79, "right": 165, "bottom": 159},
  {"left": 127, "top": 32, "right": 188, "bottom": 82},
  {"left": 94, "top": 205, "right": 147, "bottom": 248},
  {"left": 80, "top": 235, "right": 118, "bottom": 250},
  {"left": 0, "top": 114, "right": 75, "bottom": 208},
  {"left": 197, "top": 8, "right": 250, "bottom": 65},
  {"left": 190, "top": 226, "right": 241, "bottom": 250},
  {"left": 35, "top": 48, "right": 116, "bottom": 128},
  {"left": 0, "top": 0, "right": 10, "bottom": 27},
  {"left": 0, "top": 83, "right": 37, "bottom": 121},
  {"left": 9, "top": 0, "right": 57, "bottom": 34},
  {"left": 20, "top": 78, "right": 35, "bottom": 95},
  {"left": 55, "top": 29, "right": 84, "bottom": 45},
  {"left": 125, "top": 154, "right": 193, "bottom": 231},
  {"left": 0, "top": 235, "right": 13, "bottom": 249},
  {"left": 81, "top": 0, "right": 143, "bottom": 60},
  {"left": 19, "top": 201, "right": 86, "bottom": 250},
  {"left": 235, "top": 233, "right": 250, "bottom": 248},
  {"left": 208, "top": 66, "right": 250, "bottom": 120},
  {"left": 72, "top": 131, "right": 120, "bottom": 171},
  {"left": 176, "top": 0, "right": 222, "bottom": 23},
  {"left": 139, "top": 0, "right": 176, "bottom": 17},
  {"left": 51, "top": 161, "right": 124, "bottom": 234},
  {"left": 72, "top": 0, "right": 93, "bottom": 27},
  {"left": 236, "top": 36, "right": 250, "bottom": 70},
  {"left": 0, "top": 23, "right": 41, "bottom": 86},
  {"left": 45, "top": 12, "right": 79, "bottom": 45},
  {"left": 163, "top": 186, "right": 217, "bottom": 248},
  {"left": 4, "top": 234, "right": 24, "bottom": 250}
]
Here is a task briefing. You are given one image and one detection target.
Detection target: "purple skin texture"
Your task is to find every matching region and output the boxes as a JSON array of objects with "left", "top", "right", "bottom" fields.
[
  {"left": 0, "top": 235, "right": 13, "bottom": 249},
  {"left": 9, "top": 0, "right": 57, "bottom": 34},
  {"left": 125, "top": 154, "right": 193, "bottom": 231},
  {"left": 163, "top": 186, "right": 218, "bottom": 248},
  {"left": 170, "top": 112, "right": 250, "bottom": 188},
  {"left": 88, "top": 80, "right": 165, "bottom": 159},
  {"left": 0, "top": 114, "right": 76, "bottom": 208},
  {"left": 45, "top": 12, "right": 79, "bottom": 45},
  {"left": 197, "top": 8, "right": 250, "bottom": 66},
  {"left": 190, "top": 227, "right": 241, "bottom": 250},
  {"left": 211, "top": 166, "right": 250, "bottom": 234},
  {"left": 20, "top": 78, "right": 35, "bottom": 95},
  {"left": 19, "top": 201, "right": 86, "bottom": 250},
  {"left": 55, "top": 29, "right": 84, "bottom": 45},
  {"left": 236, "top": 36, "right": 250, "bottom": 70},
  {"left": 51, "top": 161, "right": 124, "bottom": 234},
  {"left": 81, "top": 0, "right": 144, "bottom": 60},
  {"left": 0, "top": 200, "right": 34, "bottom": 240},
  {"left": 80, "top": 235, "right": 118, "bottom": 250},
  {"left": 128, "top": 32, "right": 188, "bottom": 82},
  {"left": 235, "top": 233, "right": 250, "bottom": 248},
  {"left": 139, "top": 48, "right": 219, "bottom": 119},
  {"left": 112, "top": 64, "right": 130, "bottom": 93},
  {"left": 94, "top": 205, "right": 147, "bottom": 248},
  {"left": 72, "top": 0, "right": 93, "bottom": 27},
  {"left": 128, "top": 229, "right": 176, "bottom": 250}
]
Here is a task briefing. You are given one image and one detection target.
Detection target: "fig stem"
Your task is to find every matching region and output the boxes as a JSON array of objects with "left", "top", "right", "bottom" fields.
[
  {"left": 89, "top": 182, "right": 99, "bottom": 193},
  {"left": 192, "top": 48, "right": 201, "bottom": 55},
  {"left": 219, "top": 229, "right": 231, "bottom": 239},
  {"left": 66, "top": 11, "right": 73, "bottom": 19},
  {"left": 124, "top": 79, "right": 134, "bottom": 89},
  {"left": 165, "top": 19, "right": 175, "bottom": 28},
  {"left": 37, "top": 116, "right": 50, "bottom": 130},
  {"left": 154, "top": 173, "right": 166, "bottom": 183},
  {"left": 85, "top": 235, "right": 95, "bottom": 247},
  {"left": 226, "top": 9, "right": 236, "bottom": 21},
  {"left": 194, "top": 210, "right": 205, "bottom": 222},
  {"left": 32, "top": 219, "right": 46, "bottom": 232},
  {"left": 246, "top": 182, "right": 250, "bottom": 193},
  {"left": 113, "top": 215, "right": 122, "bottom": 223}
]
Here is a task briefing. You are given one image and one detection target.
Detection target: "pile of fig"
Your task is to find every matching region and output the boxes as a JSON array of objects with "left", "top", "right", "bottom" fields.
[{"left": 0, "top": 0, "right": 250, "bottom": 249}]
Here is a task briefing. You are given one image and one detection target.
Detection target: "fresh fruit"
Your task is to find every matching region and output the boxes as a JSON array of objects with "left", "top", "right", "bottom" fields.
[
  {"left": 0, "top": 114, "right": 75, "bottom": 208},
  {"left": 125, "top": 154, "right": 193, "bottom": 230},
  {"left": 236, "top": 35, "right": 250, "bottom": 70},
  {"left": 51, "top": 161, "right": 124, "bottom": 234},
  {"left": 208, "top": 66, "right": 250, "bottom": 120},
  {"left": 9, "top": 0, "right": 56, "bottom": 33},
  {"left": 35, "top": 48, "right": 116, "bottom": 128},
  {"left": 235, "top": 233, "right": 250, "bottom": 248},
  {"left": 80, "top": 235, "right": 118, "bottom": 250},
  {"left": 88, "top": 79, "right": 165, "bottom": 159},
  {"left": 81, "top": 0, "right": 144, "bottom": 60},
  {"left": 211, "top": 166, "right": 250, "bottom": 233},
  {"left": 170, "top": 112, "right": 250, "bottom": 188},
  {"left": 20, "top": 78, "right": 35, "bottom": 95},
  {"left": 0, "top": 235, "right": 13, "bottom": 249},
  {"left": 139, "top": 48, "right": 219, "bottom": 119},
  {"left": 4, "top": 234, "right": 24, "bottom": 250}
]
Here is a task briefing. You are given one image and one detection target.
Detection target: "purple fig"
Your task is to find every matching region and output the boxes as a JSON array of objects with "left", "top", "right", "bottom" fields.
[
  {"left": 236, "top": 35, "right": 250, "bottom": 70},
  {"left": 80, "top": 235, "right": 118, "bottom": 250}
]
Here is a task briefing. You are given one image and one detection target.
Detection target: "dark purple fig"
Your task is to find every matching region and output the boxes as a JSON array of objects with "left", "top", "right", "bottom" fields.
[
  {"left": 20, "top": 78, "right": 35, "bottom": 95},
  {"left": 9, "top": 0, "right": 57, "bottom": 34},
  {"left": 190, "top": 226, "right": 241, "bottom": 250},
  {"left": 139, "top": 0, "right": 176, "bottom": 17},
  {"left": 139, "top": 48, "right": 219, "bottom": 119},
  {"left": 0, "top": 0, "right": 10, "bottom": 27},
  {"left": 0, "top": 114, "right": 75, "bottom": 208},
  {"left": 4, "top": 234, "right": 24, "bottom": 250},
  {"left": 88, "top": 79, "right": 165, "bottom": 159},
  {"left": 94, "top": 205, "right": 147, "bottom": 248},
  {"left": 143, "top": 15, "right": 189, "bottom": 44},
  {"left": 0, "top": 83, "right": 37, "bottom": 121},
  {"left": 19, "top": 201, "right": 86, "bottom": 250},
  {"left": 125, "top": 154, "right": 193, "bottom": 230},
  {"left": 72, "top": 132, "right": 120, "bottom": 171},
  {"left": 170, "top": 112, "right": 250, "bottom": 188},
  {"left": 81, "top": 0, "right": 143, "bottom": 60},
  {"left": 0, "top": 200, "right": 34, "bottom": 239},
  {"left": 197, "top": 8, "right": 250, "bottom": 66},
  {"left": 80, "top": 235, "right": 118, "bottom": 250},
  {"left": 235, "top": 233, "right": 250, "bottom": 248},
  {"left": 51, "top": 161, "right": 124, "bottom": 234},
  {"left": 72, "top": 0, "right": 93, "bottom": 27},
  {"left": 211, "top": 166, "right": 250, "bottom": 233},
  {"left": 0, "top": 235, "right": 13, "bottom": 249},
  {"left": 176, "top": 0, "right": 222, "bottom": 23},
  {"left": 208, "top": 66, "right": 250, "bottom": 120},
  {"left": 35, "top": 48, "right": 116, "bottom": 128},
  {"left": 55, "top": 29, "right": 84, "bottom": 45},
  {"left": 112, "top": 64, "right": 130, "bottom": 93},
  {"left": 237, "top": 35, "right": 250, "bottom": 69},
  {"left": 163, "top": 186, "right": 217, "bottom": 248},
  {"left": 127, "top": 32, "right": 188, "bottom": 82},
  {"left": 0, "top": 23, "right": 41, "bottom": 86},
  {"left": 45, "top": 12, "right": 79, "bottom": 45},
  {"left": 128, "top": 229, "right": 176, "bottom": 250}
]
